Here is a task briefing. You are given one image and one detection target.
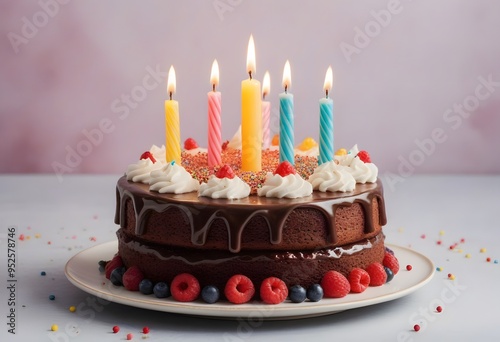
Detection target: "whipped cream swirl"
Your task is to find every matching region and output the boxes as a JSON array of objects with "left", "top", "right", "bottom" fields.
[
  {"left": 149, "top": 144, "right": 166, "bottom": 163},
  {"left": 126, "top": 158, "right": 164, "bottom": 184},
  {"left": 347, "top": 157, "right": 378, "bottom": 183},
  {"left": 198, "top": 175, "right": 250, "bottom": 199},
  {"left": 258, "top": 173, "right": 312, "bottom": 199},
  {"left": 149, "top": 162, "right": 200, "bottom": 194},
  {"left": 308, "top": 161, "right": 356, "bottom": 192}
]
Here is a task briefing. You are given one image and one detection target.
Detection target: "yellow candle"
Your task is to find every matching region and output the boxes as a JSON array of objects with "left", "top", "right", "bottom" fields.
[
  {"left": 165, "top": 65, "right": 181, "bottom": 164},
  {"left": 241, "top": 35, "right": 262, "bottom": 171}
]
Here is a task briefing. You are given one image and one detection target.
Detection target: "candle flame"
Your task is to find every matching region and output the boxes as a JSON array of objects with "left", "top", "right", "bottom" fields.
[
  {"left": 262, "top": 71, "right": 270, "bottom": 98},
  {"left": 282, "top": 60, "right": 291, "bottom": 90},
  {"left": 167, "top": 65, "right": 176, "bottom": 96},
  {"left": 210, "top": 59, "right": 219, "bottom": 88},
  {"left": 246, "top": 35, "right": 256, "bottom": 77},
  {"left": 323, "top": 66, "right": 333, "bottom": 95}
]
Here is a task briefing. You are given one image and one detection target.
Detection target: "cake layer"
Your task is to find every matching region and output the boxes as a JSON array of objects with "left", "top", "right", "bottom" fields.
[
  {"left": 115, "top": 176, "right": 387, "bottom": 253},
  {"left": 117, "top": 228, "right": 386, "bottom": 291}
]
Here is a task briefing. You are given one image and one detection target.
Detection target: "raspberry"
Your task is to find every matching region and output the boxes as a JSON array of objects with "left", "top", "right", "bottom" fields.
[
  {"left": 348, "top": 268, "right": 370, "bottom": 293},
  {"left": 215, "top": 164, "right": 235, "bottom": 179},
  {"left": 259, "top": 277, "right": 288, "bottom": 304},
  {"left": 170, "top": 273, "right": 200, "bottom": 302},
  {"left": 274, "top": 161, "right": 296, "bottom": 177},
  {"left": 365, "top": 263, "right": 387, "bottom": 286},
  {"left": 105, "top": 255, "right": 123, "bottom": 280},
  {"left": 320, "top": 271, "right": 350, "bottom": 298},
  {"left": 122, "top": 266, "right": 145, "bottom": 291},
  {"left": 184, "top": 137, "right": 198, "bottom": 150},
  {"left": 357, "top": 150, "right": 371, "bottom": 163},
  {"left": 140, "top": 151, "right": 156, "bottom": 163},
  {"left": 224, "top": 274, "right": 255, "bottom": 304},
  {"left": 383, "top": 252, "right": 400, "bottom": 275}
]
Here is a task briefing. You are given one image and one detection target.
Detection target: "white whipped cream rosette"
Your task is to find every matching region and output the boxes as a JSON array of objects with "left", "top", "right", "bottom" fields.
[
  {"left": 198, "top": 175, "right": 251, "bottom": 199},
  {"left": 149, "top": 144, "right": 166, "bottom": 163},
  {"left": 125, "top": 157, "right": 164, "bottom": 184},
  {"left": 308, "top": 161, "right": 356, "bottom": 192},
  {"left": 347, "top": 157, "right": 378, "bottom": 183},
  {"left": 149, "top": 162, "right": 200, "bottom": 194},
  {"left": 258, "top": 173, "right": 313, "bottom": 199}
]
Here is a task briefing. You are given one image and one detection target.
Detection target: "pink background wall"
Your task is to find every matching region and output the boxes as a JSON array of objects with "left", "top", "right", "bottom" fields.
[{"left": 1, "top": 0, "right": 499, "bottom": 180}]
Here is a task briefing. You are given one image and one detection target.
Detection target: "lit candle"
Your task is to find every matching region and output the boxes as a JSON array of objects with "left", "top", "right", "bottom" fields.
[
  {"left": 165, "top": 65, "right": 181, "bottom": 164},
  {"left": 279, "top": 60, "right": 294, "bottom": 165},
  {"left": 208, "top": 59, "right": 222, "bottom": 168},
  {"left": 319, "top": 66, "right": 334, "bottom": 165},
  {"left": 261, "top": 71, "right": 271, "bottom": 149},
  {"left": 241, "top": 35, "right": 262, "bottom": 171}
]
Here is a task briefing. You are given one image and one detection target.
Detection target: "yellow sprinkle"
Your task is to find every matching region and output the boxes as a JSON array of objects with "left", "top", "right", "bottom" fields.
[
  {"left": 69, "top": 306, "right": 76, "bottom": 312},
  {"left": 457, "top": 249, "right": 463, "bottom": 253},
  {"left": 51, "top": 324, "right": 59, "bottom": 332},
  {"left": 398, "top": 227, "right": 404, "bottom": 233},
  {"left": 439, "top": 230, "right": 445, "bottom": 236},
  {"left": 35, "top": 233, "right": 41, "bottom": 238},
  {"left": 26, "top": 235, "right": 31, "bottom": 240},
  {"left": 480, "top": 248, "right": 487, "bottom": 253},
  {"left": 465, "top": 254, "right": 471, "bottom": 258},
  {"left": 448, "top": 274, "right": 455, "bottom": 280},
  {"left": 436, "top": 267, "right": 442, "bottom": 272}
]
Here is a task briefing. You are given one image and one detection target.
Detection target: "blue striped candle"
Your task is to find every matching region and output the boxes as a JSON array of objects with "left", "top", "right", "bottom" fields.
[
  {"left": 279, "top": 60, "right": 294, "bottom": 165},
  {"left": 319, "top": 66, "right": 334, "bottom": 165}
]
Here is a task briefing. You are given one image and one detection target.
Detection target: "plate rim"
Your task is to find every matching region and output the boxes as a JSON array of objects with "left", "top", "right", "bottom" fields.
[{"left": 65, "top": 241, "right": 435, "bottom": 320}]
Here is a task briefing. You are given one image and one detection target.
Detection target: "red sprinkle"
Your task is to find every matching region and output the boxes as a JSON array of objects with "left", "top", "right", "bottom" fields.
[
  {"left": 142, "top": 326, "right": 150, "bottom": 334},
  {"left": 112, "top": 326, "right": 120, "bottom": 333},
  {"left": 413, "top": 324, "right": 420, "bottom": 332},
  {"left": 420, "top": 234, "right": 426, "bottom": 239},
  {"left": 126, "top": 333, "right": 133, "bottom": 340},
  {"left": 19, "top": 234, "right": 25, "bottom": 241},
  {"left": 140, "top": 151, "right": 156, "bottom": 163},
  {"left": 406, "top": 265, "right": 413, "bottom": 271},
  {"left": 436, "top": 240, "right": 442, "bottom": 245},
  {"left": 460, "top": 238, "right": 465, "bottom": 243},
  {"left": 486, "top": 257, "right": 492, "bottom": 262},
  {"left": 436, "top": 306, "right": 443, "bottom": 313}
]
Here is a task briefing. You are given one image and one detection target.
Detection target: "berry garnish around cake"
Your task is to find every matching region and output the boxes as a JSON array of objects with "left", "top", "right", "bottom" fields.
[
  {"left": 348, "top": 268, "right": 370, "bottom": 293},
  {"left": 105, "top": 255, "right": 123, "bottom": 279},
  {"left": 184, "top": 138, "right": 198, "bottom": 150},
  {"left": 224, "top": 274, "right": 255, "bottom": 304},
  {"left": 215, "top": 164, "right": 236, "bottom": 179},
  {"left": 306, "top": 284, "right": 324, "bottom": 302},
  {"left": 170, "top": 273, "right": 200, "bottom": 302},
  {"left": 356, "top": 150, "right": 371, "bottom": 163},
  {"left": 289, "top": 285, "right": 307, "bottom": 303},
  {"left": 365, "top": 263, "right": 387, "bottom": 286},
  {"left": 140, "top": 151, "right": 156, "bottom": 163},
  {"left": 274, "top": 161, "right": 296, "bottom": 177},
  {"left": 260, "top": 277, "right": 288, "bottom": 304},
  {"left": 122, "top": 266, "right": 145, "bottom": 291},
  {"left": 201, "top": 285, "right": 220, "bottom": 304},
  {"left": 153, "top": 282, "right": 170, "bottom": 298},
  {"left": 383, "top": 252, "right": 400, "bottom": 275},
  {"left": 321, "top": 271, "right": 350, "bottom": 298}
]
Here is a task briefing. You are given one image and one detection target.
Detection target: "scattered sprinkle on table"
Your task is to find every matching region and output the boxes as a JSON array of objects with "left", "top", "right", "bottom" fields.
[{"left": 51, "top": 324, "right": 58, "bottom": 332}]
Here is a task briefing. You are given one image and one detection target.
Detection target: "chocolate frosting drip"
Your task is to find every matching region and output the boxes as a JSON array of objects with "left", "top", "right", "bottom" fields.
[{"left": 115, "top": 176, "right": 387, "bottom": 253}]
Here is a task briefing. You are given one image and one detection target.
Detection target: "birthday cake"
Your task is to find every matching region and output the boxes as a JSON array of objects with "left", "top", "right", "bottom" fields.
[{"left": 104, "top": 140, "right": 399, "bottom": 304}]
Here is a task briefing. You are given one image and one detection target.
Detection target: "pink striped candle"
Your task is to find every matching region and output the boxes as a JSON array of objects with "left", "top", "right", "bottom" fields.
[
  {"left": 261, "top": 71, "right": 271, "bottom": 149},
  {"left": 208, "top": 59, "right": 222, "bottom": 168}
]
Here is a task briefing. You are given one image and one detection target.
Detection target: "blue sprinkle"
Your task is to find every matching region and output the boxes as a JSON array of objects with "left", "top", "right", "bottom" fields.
[
  {"left": 41, "top": 271, "right": 46, "bottom": 276},
  {"left": 170, "top": 160, "right": 176, "bottom": 165},
  {"left": 494, "top": 260, "right": 498, "bottom": 264},
  {"left": 49, "top": 294, "right": 55, "bottom": 300}
]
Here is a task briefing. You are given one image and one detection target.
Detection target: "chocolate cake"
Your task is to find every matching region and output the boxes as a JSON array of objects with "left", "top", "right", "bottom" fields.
[{"left": 115, "top": 169, "right": 387, "bottom": 291}]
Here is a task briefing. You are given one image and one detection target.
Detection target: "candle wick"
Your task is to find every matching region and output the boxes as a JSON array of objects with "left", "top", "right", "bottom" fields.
[
  {"left": 262, "top": 92, "right": 266, "bottom": 100},
  {"left": 169, "top": 92, "right": 173, "bottom": 101},
  {"left": 325, "top": 89, "right": 329, "bottom": 99},
  {"left": 213, "top": 84, "right": 216, "bottom": 92},
  {"left": 285, "top": 85, "right": 288, "bottom": 94},
  {"left": 248, "top": 71, "right": 252, "bottom": 80}
]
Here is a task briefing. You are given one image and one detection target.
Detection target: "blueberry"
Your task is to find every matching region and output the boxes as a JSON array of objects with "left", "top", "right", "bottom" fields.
[
  {"left": 139, "top": 279, "right": 154, "bottom": 295},
  {"left": 98, "top": 260, "right": 107, "bottom": 273},
  {"left": 153, "top": 282, "right": 170, "bottom": 298},
  {"left": 110, "top": 267, "right": 126, "bottom": 286},
  {"left": 289, "top": 285, "right": 307, "bottom": 303},
  {"left": 306, "top": 284, "right": 323, "bottom": 302},
  {"left": 384, "top": 266, "right": 394, "bottom": 283},
  {"left": 201, "top": 285, "right": 220, "bottom": 304}
]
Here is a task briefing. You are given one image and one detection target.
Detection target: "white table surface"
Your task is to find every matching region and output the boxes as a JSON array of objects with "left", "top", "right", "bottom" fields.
[{"left": 0, "top": 174, "right": 499, "bottom": 341}]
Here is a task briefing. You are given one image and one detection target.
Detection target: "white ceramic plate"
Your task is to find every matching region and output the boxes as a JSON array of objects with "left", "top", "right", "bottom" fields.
[{"left": 65, "top": 241, "right": 434, "bottom": 320}]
